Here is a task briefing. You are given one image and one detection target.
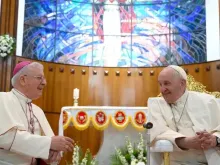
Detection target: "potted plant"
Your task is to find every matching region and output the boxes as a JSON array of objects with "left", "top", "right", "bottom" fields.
[
  {"left": 0, "top": 34, "right": 16, "bottom": 58},
  {"left": 66, "top": 144, "right": 98, "bottom": 165},
  {"left": 110, "top": 133, "right": 147, "bottom": 165}
]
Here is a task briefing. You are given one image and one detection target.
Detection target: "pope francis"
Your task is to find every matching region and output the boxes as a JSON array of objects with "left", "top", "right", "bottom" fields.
[
  {"left": 148, "top": 65, "right": 220, "bottom": 165},
  {"left": 0, "top": 61, "right": 74, "bottom": 165}
]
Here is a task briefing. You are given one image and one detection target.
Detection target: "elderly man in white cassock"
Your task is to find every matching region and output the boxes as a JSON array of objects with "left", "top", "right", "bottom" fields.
[
  {"left": 148, "top": 65, "right": 220, "bottom": 165},
  {"left": 0, "top": 61, "right": 74, "bottom": 165}
]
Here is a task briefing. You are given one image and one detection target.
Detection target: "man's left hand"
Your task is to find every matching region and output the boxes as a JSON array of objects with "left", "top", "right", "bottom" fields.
[{"left": 196, "top": 131, "right": 217, "bottom": 150}]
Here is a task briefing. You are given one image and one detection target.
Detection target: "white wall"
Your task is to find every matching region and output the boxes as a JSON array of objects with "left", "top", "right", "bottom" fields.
[
  {"left": 16, "top": 0, "right": 220, "bottom": 61},
  {"left": 206, "top": 0, "right": 220, "bottom": 61},
  {"left": 16, "top": 0, "right": 25, "bottom": 56}
]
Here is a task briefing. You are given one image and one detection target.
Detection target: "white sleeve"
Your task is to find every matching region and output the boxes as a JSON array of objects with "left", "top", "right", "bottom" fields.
[
  {"left": 0, "top": 128, "right": 52, "bottom": 159},
  {"left": 148, "top": 98, "right": 186, "bottom": 150},
  {"left": 11, "top": 130, "right": 51, "bottom": 159},
  {"left": 0, "top": 128, "right": 17, "bottom": 150}
]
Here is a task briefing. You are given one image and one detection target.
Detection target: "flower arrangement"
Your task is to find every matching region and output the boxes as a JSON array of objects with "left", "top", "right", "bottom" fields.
[
  {"left": 110, "top": 133, "right": 147, "bottom": 165},
  {"left": 66, "top": 144, "right": 98, "bottom": 165},
  {"left": 0, "top": 34, "right": 16, "bottom": 58}
]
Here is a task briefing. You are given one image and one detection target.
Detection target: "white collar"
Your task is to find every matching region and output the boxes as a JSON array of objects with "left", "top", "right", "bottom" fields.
[
  {"left": 12, "top": 88, "right": 32, "bottom": 103},
  {"left": 173, "top": 90, "right": 188, "bottom": 106}
]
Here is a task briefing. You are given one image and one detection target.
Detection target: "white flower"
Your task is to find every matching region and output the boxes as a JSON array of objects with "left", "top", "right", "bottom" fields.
[
  {"left": 136, "top": 162, "right": 145, "bottom": 165},
  {"left": 80, "top": 157, "right": 87, "bottom": 165},
  {"left": 115, "top": 147, "right": 129, "bottom": 165},
  {"left": 137, "top": 133, "right": 145, "bottom": 162},
  {"left": 1, "top": 46, "right": 7, "bottom": 51},
  {"left": 1, "top": 40, "right": 6, "bottom": 44},
  {"left": 0, "top": 34, "right": 15, "bottom": 57},
  {"left": 91, "top": 158, "right": 97, "bottom": 165},
  {"left": 72, "top": 145, "right": 97, "bottom": 165},
  {"left": 72, "top": 145, "right": 80, "bottom": 165},
  {"left": 125, "top": 136, "right": 136, "bottom": 161},
  {"left": 131, "top": 160, "right": 137, "bottom": 165},
  {"left": 0, "top": 53, "right": 7, "bottom": 57}
]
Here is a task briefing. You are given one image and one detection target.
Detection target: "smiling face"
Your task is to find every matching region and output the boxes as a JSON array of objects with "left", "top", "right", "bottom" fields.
[
  {"left": 19, "top": 64, "right": 46, "bottom": 100},
  {"left": 158, "top": 67, "right": 186, "bottom": 104}
]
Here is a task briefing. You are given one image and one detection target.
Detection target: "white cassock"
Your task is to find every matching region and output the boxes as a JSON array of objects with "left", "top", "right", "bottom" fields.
[
  {"left": 148, "top": 90, "right": 220, "bottom": 165},
  {"left": 0, "top": 88, "right": 54, "bottom": 165}
]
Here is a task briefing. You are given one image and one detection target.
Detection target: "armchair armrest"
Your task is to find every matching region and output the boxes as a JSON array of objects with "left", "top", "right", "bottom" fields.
[
  {"left": 150, "top": 140, "right": 173, "bottom": 152},
  {"left": 149, "top": 140, "right": 173, "bottom": 165}
]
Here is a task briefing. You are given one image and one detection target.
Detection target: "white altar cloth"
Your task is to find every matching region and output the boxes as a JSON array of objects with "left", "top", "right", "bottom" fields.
[{"left": 58, "top": 106, "right": 148, "bottom": 164}]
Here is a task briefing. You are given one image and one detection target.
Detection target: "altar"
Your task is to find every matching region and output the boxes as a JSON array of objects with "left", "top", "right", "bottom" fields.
[{"left": 59, "top": 106, "right": 148, "bottom": 164}]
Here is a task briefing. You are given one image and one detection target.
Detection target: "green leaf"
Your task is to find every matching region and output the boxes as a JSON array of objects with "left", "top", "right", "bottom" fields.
[
  {"left": 110, "top": 153, "right": 123, "bottom": 165},
  {"left": 110, "top": 134, "right": 147, "bottom": 165}
]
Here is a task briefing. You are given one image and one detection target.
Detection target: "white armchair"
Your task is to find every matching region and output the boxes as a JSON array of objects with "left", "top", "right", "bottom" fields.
[
  {"left": 150, "top": 140, "right": 173, "bottom": 165},
  {"left": 147, "top": 74, "right": 220, "bottom": 165}
]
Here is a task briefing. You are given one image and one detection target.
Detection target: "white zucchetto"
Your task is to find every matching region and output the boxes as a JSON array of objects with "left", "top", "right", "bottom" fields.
[{"left": 168, "top": 65, "right": 187, "bottom": 80}]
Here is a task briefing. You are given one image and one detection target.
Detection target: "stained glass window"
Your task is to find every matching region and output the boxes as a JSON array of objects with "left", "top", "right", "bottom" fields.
[{"left": 22, "top": 0, "right": 206, "bottom": 67}]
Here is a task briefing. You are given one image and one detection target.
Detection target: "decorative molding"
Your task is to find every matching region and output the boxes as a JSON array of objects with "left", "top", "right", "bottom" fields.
[
  {"left": 150, "top": 70, "right": 154, "bottom": 76},
  {"left": 82, "top": 69, "right": 86, "bottom": 75},
  {"left": 116, "top": 71, "right": 120, "bottom": 76},
  {"left": 70, "top": 68, "right": 75, "bottom": 74},
  {"left": 195, "top": 67, "right": 199, "bottom": 73},
  {"left": 59, "top": 67, "right": 64, "bottom": 73},
  {"left": 206, "top": 66, "right": 211, "bottom": 71},
  {"left": 104, "top": 70, "right": 109, "bottom": 76},
  {"left": 49, "top": 66, "right": 53, "bottom": 72},
  {"left": 93, "top": 70, "right": 97, "bottom": 75},
  {"left": 127, "top": 71, "right": 131, "bottom": 76},
  {"left": 138, "top": 71, "right": 143, "bottom": 76},
  {"left": 184, "top": 68, "right": 188, "bottom": 74}
]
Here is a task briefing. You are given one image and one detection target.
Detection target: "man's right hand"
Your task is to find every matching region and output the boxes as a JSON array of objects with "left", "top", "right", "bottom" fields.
[
  {"left": 176, "top": 136, "right": 202, "bottom": 150},
  {"left": 50, "top": 136, "right": 74, "bottom": 152}
]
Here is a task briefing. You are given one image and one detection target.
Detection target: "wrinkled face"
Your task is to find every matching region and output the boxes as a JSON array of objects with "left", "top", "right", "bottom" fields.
[
  {"left": 158, "top": 68, "right": 186, "bottom": 103},
  {"left": 20, "top": 66, "right": 46, "bottom": 100}
]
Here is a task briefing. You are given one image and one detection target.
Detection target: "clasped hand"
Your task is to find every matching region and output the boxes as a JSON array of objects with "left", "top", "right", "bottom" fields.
[
  {"left": 176, "top": 131, "right": 217, "bottom": 150},
  {"left": 183, "top": 131, "right": 216, "bottom": 150},
  {"left": 196, "top": 131, "right": 217, "bottom": 150}
]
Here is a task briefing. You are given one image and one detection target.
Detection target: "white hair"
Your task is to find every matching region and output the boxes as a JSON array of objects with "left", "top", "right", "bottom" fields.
[{"left": 11, "top": 62, "right": 44, "bottom": 87}]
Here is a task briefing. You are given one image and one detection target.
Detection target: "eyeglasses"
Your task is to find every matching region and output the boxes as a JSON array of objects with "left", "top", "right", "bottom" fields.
[
  {"left": 33, "top": 75, "right": 46, "bottom": 81},
  {"left": 24, "top": 75, "right": 46, "bottom": 81}
]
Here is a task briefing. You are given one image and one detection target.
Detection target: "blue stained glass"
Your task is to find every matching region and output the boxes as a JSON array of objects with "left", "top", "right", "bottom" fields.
[
  {"left": 170, "top": 0, "right": 206, "bottom": 33},
  {"left": 56, "top": 2, "right": 93, "bottom": 34},
  {"left": 132, "top": 4, "right": 169, "bottom": 35},
  {"left": 23, "top": 0, "right": 207, "bottom": 67},
  {"left": 55, "top": 32, "right": 93, "bottom": 65},
  {"left": 170, "top": 31, "right": 206, "bottom": 65},
  {"left": 131, "top": 34, "right": 170, "bottom": 67},
  {"left": 24, "top": 0, "right": 56, "bottom": 30},
  {"left": 93, "top": 0, "right": 130, "bottom": 4},
  {"left": 59, "top": 0, "right": 93, "bottom": 4},
  {"left": 132, "top": 0, "right": 169, "bottom": 5},
  {"left": 22, "top": 25, "right": 56, "bottom": 61}
]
